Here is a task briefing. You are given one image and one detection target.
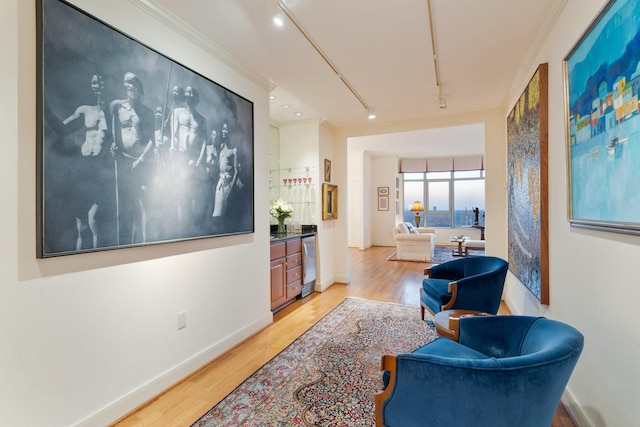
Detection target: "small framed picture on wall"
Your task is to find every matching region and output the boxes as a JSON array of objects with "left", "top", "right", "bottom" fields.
[
  {"left": 378, "top": 187, "right": 389, "bottom": 196},
  {"left": 378, "top": 196, "right": 389, "bottom": 211},
  {"left": 324, "top": 159, "right": 332, "bottom": 182}
]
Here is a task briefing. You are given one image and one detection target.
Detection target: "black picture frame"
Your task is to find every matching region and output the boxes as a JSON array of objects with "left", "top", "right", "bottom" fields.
[{"left": 36, "top": 0, "right": 254, "bottom": 257}]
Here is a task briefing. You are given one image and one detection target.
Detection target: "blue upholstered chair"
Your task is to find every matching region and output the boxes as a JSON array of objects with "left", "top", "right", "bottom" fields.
[
  {"left": 420, "top": 255, "right": 508, "bottom": 318},
  {"left": 374, "top": 315, "right": 584, "bottom": 427}
]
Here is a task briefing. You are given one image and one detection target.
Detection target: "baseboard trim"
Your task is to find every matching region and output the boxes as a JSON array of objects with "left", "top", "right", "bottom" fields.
[
  {"left": 73, "top": 313, "right": 273, "bottom": 427},
  {"left": 315, "top": 276, "right": 348, "bottom": 293},
  {"left": 333, "top": 275, "right": 348, "bottom": 284},
  {"left": 562, "top": 389, "right": 592, "bottom": 427},
  {"left": 315, "top": 278, "right": 332, "bottom": 292}
]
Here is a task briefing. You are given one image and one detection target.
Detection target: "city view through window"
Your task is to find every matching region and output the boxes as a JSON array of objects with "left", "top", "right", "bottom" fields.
[{"left": 403, "top": 170, "right": 485, "bottom": 228}]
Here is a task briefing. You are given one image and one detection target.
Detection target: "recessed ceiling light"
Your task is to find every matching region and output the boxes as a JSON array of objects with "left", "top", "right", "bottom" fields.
[
  {"left": 295, "top": 112, "right": 302, "bottom": 116},
  {"left": 283, "top": 105, "right": 289, "bottom": 109},
  {"left": 273, "top": 12, "right": 284, "bottom": 27},
  {"left": 269, "top": 95, "right": 276, "bottom": 100}
]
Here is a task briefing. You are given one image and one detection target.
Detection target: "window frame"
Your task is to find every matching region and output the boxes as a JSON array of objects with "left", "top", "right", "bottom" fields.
[{"left": 402, "top": 170, "right": 485, "bottom": 228}]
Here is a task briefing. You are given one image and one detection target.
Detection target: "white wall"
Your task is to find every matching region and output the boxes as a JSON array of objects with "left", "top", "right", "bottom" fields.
[
  {"left": 277, "top": 119, "right": 321, "bottom": 230},
  {"left": 347, "top": 148, "right": 364, "bottom": 248},
  {"left": 319, "top": 121, "right": 345, "bottom": 286},
  {"left": 362, "top": 152, "right": 373, "bottom": 249},
  {"left": 503, "top": 0, "right": 639, "bottom": 425},
  {"left": 482, "top": 111, "right": 508, "bottom": 258},
  {"left": 2, "top": 1, "right": 273, "bottom": 425},
  {"left": 279, "top": 119, "right": 321, "bottom": 170},
  {"left": 370, "top": 156, "right": 399, "bottom": 246},
  {"left": 332, "top": 126, "right": 350, "bottom": 284}
]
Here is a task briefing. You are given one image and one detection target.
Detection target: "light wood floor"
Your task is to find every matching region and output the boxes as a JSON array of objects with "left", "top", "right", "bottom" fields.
[{"left": 112, "top": 246, "right": 575, "bottom": 427}]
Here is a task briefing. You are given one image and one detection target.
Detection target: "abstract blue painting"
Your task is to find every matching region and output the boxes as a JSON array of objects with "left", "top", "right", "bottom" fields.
[{"left": 565, "top": 0, "right": 640, "bottom": 234}]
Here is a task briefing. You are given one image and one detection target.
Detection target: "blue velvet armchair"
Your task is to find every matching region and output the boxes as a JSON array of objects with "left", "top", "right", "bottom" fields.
[
  {"left": 420, "top": 256, "right": 508, "bottom": 318},
  {"left": 374, "top": 315, "right": 584, "bottom": 427}
]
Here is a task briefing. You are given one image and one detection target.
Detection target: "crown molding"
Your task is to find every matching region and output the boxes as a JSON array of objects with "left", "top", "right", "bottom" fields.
[
  {"left": 505, "top": 0, "right": 568, "bottom": 110},
  {"left": 128, "top": 0, "right": 269, "bottom": 91}
]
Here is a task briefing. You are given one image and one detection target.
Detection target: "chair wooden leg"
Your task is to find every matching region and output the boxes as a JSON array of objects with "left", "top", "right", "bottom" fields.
[{"left": 374, "top": 355, "right": 397, "bottom": 427}]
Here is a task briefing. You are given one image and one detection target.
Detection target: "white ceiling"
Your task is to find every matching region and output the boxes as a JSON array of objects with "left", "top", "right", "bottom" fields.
[
  {"left": 147, "top": 0, "right": 565, "bottom": 151},
  {"left": 349, "top": 123, "right": 485, "bottom": 158}
]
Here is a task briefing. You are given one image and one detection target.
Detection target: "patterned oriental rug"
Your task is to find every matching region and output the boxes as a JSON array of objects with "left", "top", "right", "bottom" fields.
[
  {"left": 191, "top": 298, "right": 437, "bottom": 427},
  {"left": 386, "top": 246, "right": 485, "bottom": 264}
]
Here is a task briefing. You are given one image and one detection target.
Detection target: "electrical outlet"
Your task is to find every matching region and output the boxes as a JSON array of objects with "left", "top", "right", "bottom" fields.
[{"left": 177, "top": 310, "right": 187, "bottom": 330}]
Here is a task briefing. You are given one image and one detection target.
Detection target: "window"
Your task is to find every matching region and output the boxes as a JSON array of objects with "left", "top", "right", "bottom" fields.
[
  {"left": 403, "top": 175, "right": 423, "bottom": 225},
  {"left": 403, "top": 170, "right": 485, "bottom": 228},
  {"left": 427, "top": 179, "right": 451, "bottom": 227}
]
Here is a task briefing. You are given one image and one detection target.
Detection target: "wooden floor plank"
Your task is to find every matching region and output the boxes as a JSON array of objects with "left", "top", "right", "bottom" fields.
[{"left": 112, "top": 246, "right": 575, "bottom": 427}]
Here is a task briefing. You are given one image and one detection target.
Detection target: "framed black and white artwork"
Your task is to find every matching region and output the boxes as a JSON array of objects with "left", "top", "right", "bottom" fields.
[{"left": 36, "top": 0, "right": 254, "bottom": 257}]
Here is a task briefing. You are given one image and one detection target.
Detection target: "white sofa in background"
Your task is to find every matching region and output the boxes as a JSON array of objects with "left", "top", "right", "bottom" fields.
[
  {"left": 392, "top": 222, "right": 436, "bottom": 262},
  {"left": 463, "top": 237, "right": 485, "bottom": 255}
]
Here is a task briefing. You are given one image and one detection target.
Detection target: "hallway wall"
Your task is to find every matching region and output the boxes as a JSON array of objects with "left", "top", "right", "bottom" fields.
[{"left": 2, "top": 1, "right": 272, "bottom": 425}]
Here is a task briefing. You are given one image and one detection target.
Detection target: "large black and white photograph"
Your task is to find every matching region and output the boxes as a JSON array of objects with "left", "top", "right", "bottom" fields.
[{"left": 37, "top": 0, "right": 254, "bottom": 257}]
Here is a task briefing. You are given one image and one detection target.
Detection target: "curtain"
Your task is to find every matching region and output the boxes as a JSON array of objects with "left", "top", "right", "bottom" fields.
[{"left": 399, "top": 156, "right": 483, "bottom": 173}]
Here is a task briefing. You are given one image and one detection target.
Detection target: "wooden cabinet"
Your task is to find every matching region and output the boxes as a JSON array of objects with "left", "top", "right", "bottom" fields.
[
  {"left": 270, "top": 242, "right": 287, "bottom": 310},
  {"left": 285, "top": 238, "right": 302, "bottom": 300},
  {"left": 270, "top": 237, "right": 303, "bottom": 311}
]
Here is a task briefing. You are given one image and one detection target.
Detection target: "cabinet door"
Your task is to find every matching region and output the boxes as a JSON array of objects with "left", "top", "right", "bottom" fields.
[{"left": 270, "top": 257, "right": 286, "bottom": 310}]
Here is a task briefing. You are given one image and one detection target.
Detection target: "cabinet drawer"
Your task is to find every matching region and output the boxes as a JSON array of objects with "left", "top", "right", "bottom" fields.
[
  {"left": 287, "top": 253, "right": 302, "bottom": 269},
  {"left": 286, "top": 238, "right": 302, "bottom": 255},
  {"left": 286, "top": 279, "right": 302, "bottom": 299},
  {"left": 270, "top": 242, "right": 286, "bottom": 260},
  {"left": 286, "top": 265, "right": 302, "bottom": 284}
]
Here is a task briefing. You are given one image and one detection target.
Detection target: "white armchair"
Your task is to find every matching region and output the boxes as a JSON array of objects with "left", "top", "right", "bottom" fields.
[{"left": 392, "top": 222, "right": 436, "bottom": 262}]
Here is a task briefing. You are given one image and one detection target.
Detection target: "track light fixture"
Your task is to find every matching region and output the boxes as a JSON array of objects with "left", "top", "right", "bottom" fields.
[
  {"left": 275, "top": 1, "right": 374, "bottom": 120},
  {"left": 428, "top": 0, "right": 449, "bottom": 111}
]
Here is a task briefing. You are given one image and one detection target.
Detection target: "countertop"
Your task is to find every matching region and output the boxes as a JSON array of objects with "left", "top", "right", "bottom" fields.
[{"left": 270, "top": 232, "right": 316, "bottom": 242}]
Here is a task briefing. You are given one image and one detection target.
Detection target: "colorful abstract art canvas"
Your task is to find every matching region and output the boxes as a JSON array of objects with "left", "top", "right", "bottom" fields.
[
  {"left": 564, "top": 0, "right": 640, "bottom": 235},
  {"left": 507, "top": 64, "right": 549, "bottom": 304}
]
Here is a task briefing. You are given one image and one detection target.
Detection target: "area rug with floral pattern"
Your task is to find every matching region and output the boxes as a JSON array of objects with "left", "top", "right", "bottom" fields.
[
  {"left": 386, "top": 246, "right": 485, "bottom": 264},
  {"left": 191, "top": 297, "right": 437, "bottom": 427}
]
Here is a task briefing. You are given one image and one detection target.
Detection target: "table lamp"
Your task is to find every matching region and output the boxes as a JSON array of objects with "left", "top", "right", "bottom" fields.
[{"left": 410, "top": 201, "right": 424, "bottom": 227}]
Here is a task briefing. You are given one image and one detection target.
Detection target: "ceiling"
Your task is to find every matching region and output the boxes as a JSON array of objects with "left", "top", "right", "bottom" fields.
[{"left": 147, "top": 0, "right": 565, "bottom": 151}]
